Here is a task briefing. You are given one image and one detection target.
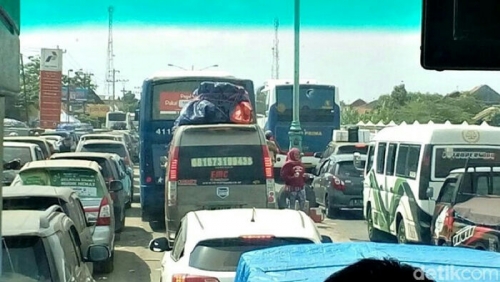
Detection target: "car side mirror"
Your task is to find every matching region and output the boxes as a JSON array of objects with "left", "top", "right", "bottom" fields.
[
  {"left": 149, "top": 237, "right": 172, "bottom": 252},
  {"left": 3, "top": 159, "right": 21, "bottom": 170},
  {"left": 109, "top": 180, "right": 123, "bottom": 192},
  {"left": 313, "top": 152, "right": 322, "bottom": 159},
  {"left": 321, "top": 235, "right": 333, "bottom": 243},
  {"left": 119, "top": 171, "right": 125, "bottom": 178},
  {"left": 86, "top": 245, "right": 110, "bottom": 262},
  {"left": 426, "top": 186, "right": 434, "bottom": 199}
]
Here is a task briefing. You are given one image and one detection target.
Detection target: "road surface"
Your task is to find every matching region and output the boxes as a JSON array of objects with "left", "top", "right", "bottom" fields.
[{"left": 93, "top": 167, "right": 369, "bottom": 281}]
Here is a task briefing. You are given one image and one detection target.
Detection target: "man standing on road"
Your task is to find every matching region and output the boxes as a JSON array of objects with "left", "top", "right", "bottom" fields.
[
  {"left": 265, "top": 130, "right": 279, "bottom": 165},
  {"left": 280, "top": 148, "right": 307, "bottom": 211}
]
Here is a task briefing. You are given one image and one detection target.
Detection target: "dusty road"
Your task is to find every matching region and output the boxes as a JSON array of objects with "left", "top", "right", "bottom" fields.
[{"left": 94, "top": 167, "right": 368, "bottom": 281}]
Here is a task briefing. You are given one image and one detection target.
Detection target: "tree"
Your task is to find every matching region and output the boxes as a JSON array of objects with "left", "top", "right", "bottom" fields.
[
  {"left": 119, "top": 91, "right": 139, "bottom": 112},
  {"left": 18, "top": 55, "right": 98, "bottom": 117}
]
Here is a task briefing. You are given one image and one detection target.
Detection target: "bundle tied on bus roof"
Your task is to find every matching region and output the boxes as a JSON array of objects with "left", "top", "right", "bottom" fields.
[{"left": 173, "top": 81, "right": 254, "bottom": 129}]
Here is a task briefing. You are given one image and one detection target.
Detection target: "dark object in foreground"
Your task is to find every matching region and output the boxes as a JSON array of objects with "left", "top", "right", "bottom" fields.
[{"left": 324, "top": 258, "right": 435, "bottom": 282}]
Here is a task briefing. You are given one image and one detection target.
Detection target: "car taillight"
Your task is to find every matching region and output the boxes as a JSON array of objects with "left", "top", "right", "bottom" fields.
[
  {"left": 240, "top": 235, "right": 275, "bottom": 240},
  {"left": 168, "top": 147, "right": 179, "bottom": 181},
  {"left": 261, "top": 145, "right": 276, "bottom": 204},
  {"left": 261, "top": 145, "right": 274, "bottom": 178},
  {"left": 332, "top": 176, "right": 345, "bottom": 191},
  {"left": 172, "top": 274, "right": 219, "bottom": 282},
  {"left": 145, "top": 176, "right": 153, "bottom": 183},
  {"left": 85, "top": 197, "right": 112, "bottom": 226}
]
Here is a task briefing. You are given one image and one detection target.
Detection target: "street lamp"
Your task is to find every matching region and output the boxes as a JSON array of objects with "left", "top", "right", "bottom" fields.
[
  {"left": 67, "top": 69, "right": 74, "bottom": 123},
  {"left": 288, "top": 0, "right": 303, "bottom": 151},
  {"left": 198, "top": 64, "right": 219, "bottom": 71},
  {"left": 167, "top": 63, "right": 188, "bottom": 71}
]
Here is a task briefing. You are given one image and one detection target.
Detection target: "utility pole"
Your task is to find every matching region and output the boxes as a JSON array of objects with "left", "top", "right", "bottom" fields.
[
  {"left": 20, "top": 54, "right": 29, "bottom": 122},
  {"left": 107, "top": 69, "right": 128, "bottom": 111},
  {"left": 106, "top": 6, "right": 115, "bottom": 99},
  {"left": 288, "top": 0, "right": 303, "bottom": 151},
  {"left": 271, "top": 18, "right": 280, "bottom": 79}
]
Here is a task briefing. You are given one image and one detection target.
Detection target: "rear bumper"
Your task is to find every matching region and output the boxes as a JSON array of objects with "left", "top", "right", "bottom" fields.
[
  {"left": 92, "top": 226, "right": 114, "bottom": 252},
  {"left": 329, "top": 189, "right": 363, "bottom": 209}
]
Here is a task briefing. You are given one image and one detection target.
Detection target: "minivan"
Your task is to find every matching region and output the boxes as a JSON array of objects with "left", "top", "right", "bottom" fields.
[{"left": 163, "top": 124, "right": 276, "bottom": 243}]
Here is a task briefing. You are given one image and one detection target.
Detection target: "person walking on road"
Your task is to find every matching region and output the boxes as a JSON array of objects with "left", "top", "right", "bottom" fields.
[
  {"left": 280, "top": 148, "right": 307, "bottom": 211},
  {"left": 265, "top": 130, "right": 279, "bottom": 164}
]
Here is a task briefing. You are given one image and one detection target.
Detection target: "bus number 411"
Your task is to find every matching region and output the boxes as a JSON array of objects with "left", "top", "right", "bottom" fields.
[{"left": 156, "top": 128, "right": 171, "bottom": 135}]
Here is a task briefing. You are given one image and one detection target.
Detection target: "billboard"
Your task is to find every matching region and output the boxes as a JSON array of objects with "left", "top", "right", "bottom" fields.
[
  {"left": 61, "top": 86, "right": 88, "bottom": 102},
  {"left": 86, "top": 104, "right": 110, "bottom": 118},
  {"left": 39, "top": 48, "right": 63, "bottom": 129}
]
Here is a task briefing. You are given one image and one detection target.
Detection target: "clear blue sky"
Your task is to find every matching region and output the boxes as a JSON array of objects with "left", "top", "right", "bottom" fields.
[{"left": 22, "top": 0, "right": 421, "bottom": 31}]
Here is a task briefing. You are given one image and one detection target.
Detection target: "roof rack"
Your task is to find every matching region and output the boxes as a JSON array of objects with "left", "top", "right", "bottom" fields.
[{"left": 39, "top": 205, "right": 64, "bottom": 229}]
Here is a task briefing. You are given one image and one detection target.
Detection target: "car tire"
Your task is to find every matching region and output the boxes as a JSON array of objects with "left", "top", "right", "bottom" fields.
[
  {"left": 367, "top": 206, "right": 388, "bottom": 242},
  {"left": 99, "top": 252, "right": 114, "bottom": 274},
  {"left": 397, "top": 218, "right": 408, "bottom": 244},
  {"left": 325, "top": 195, "right": 339, "bottom": 218},
  {"left": 116, "top": 211, "right": 126, "bottom": 233}
]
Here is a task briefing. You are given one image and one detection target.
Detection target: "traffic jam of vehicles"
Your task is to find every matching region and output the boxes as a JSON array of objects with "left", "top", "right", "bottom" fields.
[{"left": 3, "top": 74, "right": 500, "bottom": 281}]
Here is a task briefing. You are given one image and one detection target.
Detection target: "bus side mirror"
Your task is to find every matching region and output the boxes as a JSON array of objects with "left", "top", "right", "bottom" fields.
[{"left": 353, "top": 152, "right": 364, "bottom": 171}]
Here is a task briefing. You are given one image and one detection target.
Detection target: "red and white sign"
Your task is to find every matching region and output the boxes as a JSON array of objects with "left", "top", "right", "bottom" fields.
[
  {"left": 159, "top": 92, "right": 193, "bottom": 113},
  {"left": 39, "top": 48, "right": 63, "bottom": 129}
]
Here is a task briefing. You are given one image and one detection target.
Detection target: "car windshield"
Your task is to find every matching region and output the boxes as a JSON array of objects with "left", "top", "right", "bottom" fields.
[
  {"left": 16, "top": 168, "right": 104, "bottom": 199},
  {"left": 1, "top": 236, "right": 51, "bottom": 282},
  {"left": 189, "top": 237, "right": 314, "bottom": 272}
]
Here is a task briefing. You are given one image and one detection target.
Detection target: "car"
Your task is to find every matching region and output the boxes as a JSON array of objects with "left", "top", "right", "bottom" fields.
[
  {"left": 312, "top": 154, "right": 367, "bottom": 218},
  {"left": 79, "top": 133, "right": 123, "bottom": 143},
  {"left": 4, "top": 136, "right": 52, "bottom": 158},
  {"left": 162, "top": 124, "right": 276, "bottom": 243},
  {"left": 3, "top": 186, "right": 95, "bottom": 273},
  {"left": 313, "top": 142, "right": 368, "bottom": 174},
  {"left": 50, "top": 152, "right": 132, "bottom": 210},
  {"left": 10, "top": 159, "right": 123, "bottom": 273},
  {"left": 76, "top": 139, "right": 134, "bottom": 171},
  {"left": 149, "top": 208, "right": 332, "bottom": 282},
  {"left": 1, "top": 206, "right": 110, "bottom": 281}
]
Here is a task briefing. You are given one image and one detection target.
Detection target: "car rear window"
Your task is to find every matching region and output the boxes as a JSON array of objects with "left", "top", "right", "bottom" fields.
[
  {"left": 337, "top": 161, "right": 364, "bottom": 178},
  {"left": 52, "top": 157, "right": 112, "bottom": 178},
  {"left": 336, "top": 145, "right": 368, "bottom": 155},
  {"left": 17, "top": 168, "right": 104, "bottom": 199},
  {"left": 4, "top": 146, "right": 32, "bottom": 166},
  {"left": 2, "top": 236, "right": 51, "bottom": 281},
  {"left": 178, "top": 145, "right": 265, "bottom": 185},
  {"left": 189, "top": 237, "right": 314, "bottom": 272},
  {"left": 81, "top": 143, "right": 126, "bottom": 158},
  {"left": 3, "top": 197, "right": 67, "bottom": 213}
]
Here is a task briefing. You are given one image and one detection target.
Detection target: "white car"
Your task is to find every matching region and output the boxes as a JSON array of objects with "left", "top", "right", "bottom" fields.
[{"left": 149, "top": 208, "right": 332, "bottom": 282}]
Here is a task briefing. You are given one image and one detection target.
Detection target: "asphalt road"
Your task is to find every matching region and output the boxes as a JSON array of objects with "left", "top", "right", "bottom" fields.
[{"left": 93, "top": 167, "right": 369, "bottom": 281}]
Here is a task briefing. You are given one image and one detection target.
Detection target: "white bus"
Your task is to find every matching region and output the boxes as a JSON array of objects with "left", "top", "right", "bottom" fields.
[
  {"left": 105, "top": 111, "right": 134, "bottom": 130},
  {"left": 357, "top": 123, "right": 500, "bottom": 244}
]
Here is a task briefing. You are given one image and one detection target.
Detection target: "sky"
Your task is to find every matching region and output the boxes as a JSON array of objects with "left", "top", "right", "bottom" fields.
[{"left": 18, "top": 0, "right": 500, "bottom": 103}]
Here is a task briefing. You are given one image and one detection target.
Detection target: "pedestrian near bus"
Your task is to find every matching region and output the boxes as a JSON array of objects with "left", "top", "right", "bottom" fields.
[
  {"left": 280, "top": 148, "right": 307, "bottom": 211},
  {"left": 265, "top": 130, "right": 279, "bottom": 164}
]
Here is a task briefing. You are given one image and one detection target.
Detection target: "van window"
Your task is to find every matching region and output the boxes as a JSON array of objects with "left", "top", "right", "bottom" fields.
[
  {"left": 189, "top": 237, "right": 314, "bottom": 272},
  {"left": 178, "top": 145, "right": 265, "bottom": 185},
  {"left": 386, "top": 143, "right": 398, "bottom": 176},
  {"left": 366, "top": 144, "right": 375, "bottom": 173},
  {"left": 396, "top": 144, "right": 421, "bottom": 179},
  {"left": 17, "top": 168, "right": 105, "bottom": 199},
  {"left": 376, "top": 143, "right": 387, "bottom": 174}
]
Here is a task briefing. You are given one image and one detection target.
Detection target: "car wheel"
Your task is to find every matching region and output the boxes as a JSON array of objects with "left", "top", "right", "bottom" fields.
[
  {"left": 98, "top": 252, "right": 114, "bottom": 274},
  {"left": 367, "top": 206, "right": 387, "bottom": 242},
  {"left": 397, "top": 218, "right": 408, "bottom": 244},
  {"left": 116, "top": 211, "right": 126, "bottom": 233},
  {"left": 325, "top": 195, "right": 339, "bottom": 218}
]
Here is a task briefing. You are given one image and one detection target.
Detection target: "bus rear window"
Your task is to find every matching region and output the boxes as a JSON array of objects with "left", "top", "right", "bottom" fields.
[
  {"left": 189, "top": 237, "right": 314, "bottom": 272},
  {"left": 177, "top": 145, "right": 265, "bottom": 185},
  {"left": 433, "top": 147, "right": 500, "bottom": 179},
  {"left": 108, "top": 112, "right": 126, "bottom": 121},
  {"left": 276, "top": 85, "right": 336, "bottom": 122}
]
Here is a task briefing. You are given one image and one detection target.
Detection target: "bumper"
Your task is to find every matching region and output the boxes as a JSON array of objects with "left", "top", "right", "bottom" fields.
[
  {"left": 92, "top": 226, "right": 114, "bottom": 252},
  {"left": 329, "top": 190, "right": 363, "bottom": 209},
  {"left": 140, "top": 184, "right": 165, "bottom": 221}
]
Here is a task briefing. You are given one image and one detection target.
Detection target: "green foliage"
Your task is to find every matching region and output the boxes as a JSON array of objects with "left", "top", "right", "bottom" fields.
[
  {"left": 341, "top": 84, "right": 486, "bottom": 125},
  {"left": 12, "top": 56, "right": 99, "bottom": 122},
  {"left": 118, "top": 91, "right": 139, "bottom": 112}
]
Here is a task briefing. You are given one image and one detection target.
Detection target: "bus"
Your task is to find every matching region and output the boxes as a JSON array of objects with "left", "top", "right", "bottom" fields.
[
  {"left": 256, "top": 79, "right": 340, "bottom": 174},
  {"left": 105, "top": 111, "right": 135, "bottom": 130},
  {"left": 358, "top": 124, "right": 500, "bottom": 244},
  {"left": 137, "top": 71, "right": 256, "bottom": 223}
]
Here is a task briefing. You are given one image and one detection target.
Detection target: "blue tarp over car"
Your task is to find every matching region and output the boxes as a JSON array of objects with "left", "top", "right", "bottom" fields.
[{"left": 235, "top": 242, "right": 500, "bottom": 282}]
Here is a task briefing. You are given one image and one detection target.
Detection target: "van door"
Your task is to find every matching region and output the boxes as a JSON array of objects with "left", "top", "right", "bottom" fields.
[{"left": 373, "top": 142, "right": 389, "bottom": 233}]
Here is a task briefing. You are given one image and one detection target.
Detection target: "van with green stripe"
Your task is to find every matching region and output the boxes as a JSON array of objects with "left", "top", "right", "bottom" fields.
[{"left": 355, "top": 124, "right": 500, "bottom": 244}]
